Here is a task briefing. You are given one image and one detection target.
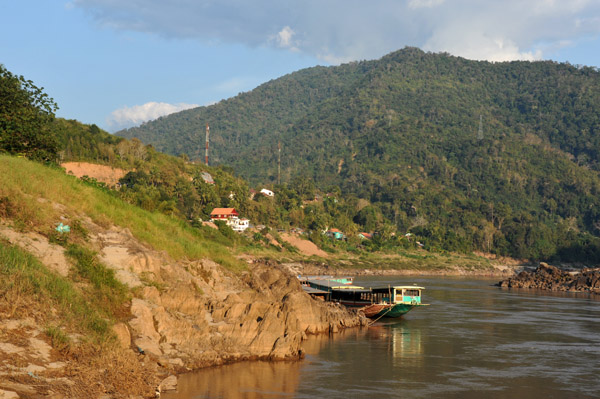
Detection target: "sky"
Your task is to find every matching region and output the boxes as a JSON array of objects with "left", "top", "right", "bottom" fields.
[{"left": 2, "top": 0, "right": 600, "bottom": 132}]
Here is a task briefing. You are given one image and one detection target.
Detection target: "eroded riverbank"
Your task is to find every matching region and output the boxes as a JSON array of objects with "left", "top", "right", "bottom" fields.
[{"left": 164, "top": 276, "right": 600, "bottom": 399}]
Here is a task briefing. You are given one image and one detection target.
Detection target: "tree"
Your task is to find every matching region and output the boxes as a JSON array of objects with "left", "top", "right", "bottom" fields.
[{"left": 0, "top": 65, "right": 58, "bottom": 161}]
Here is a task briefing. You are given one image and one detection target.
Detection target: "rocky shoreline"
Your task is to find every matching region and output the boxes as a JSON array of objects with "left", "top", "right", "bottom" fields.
[
  {"left": 1, "top": 217, "right": 545, "bottom": 398},
  {"left": 0, "top": 221, "right": 367, "bottom": 399},
  {"left": 497, "top": 262, "right": 600, "bottom": 293}
]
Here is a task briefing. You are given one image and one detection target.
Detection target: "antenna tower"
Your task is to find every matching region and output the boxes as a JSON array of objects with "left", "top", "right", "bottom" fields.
[
  {"left": 205, "top": 123, "right": 210, "bottom": 166},
  {"left": 477, "top": 115, "right": 484, "bottom": 141},
  {"left": 278, "top": 141, "right": 281, "bottom": 185}
]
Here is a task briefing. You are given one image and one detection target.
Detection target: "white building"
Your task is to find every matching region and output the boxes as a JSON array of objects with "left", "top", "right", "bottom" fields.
[
  {"left": 227, "top": 217, "right": 250, "bottom": 232},
  {"left": 260, "top": 188, "right": 274, "bottom": 197}
]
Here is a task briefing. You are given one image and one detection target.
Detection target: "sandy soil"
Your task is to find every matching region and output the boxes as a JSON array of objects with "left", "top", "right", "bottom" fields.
[
  {"left": 0, "top": 223, "right": 70, "bottom": 277},
  {"left": 279, "top": 233, "right": 328, "bottom": 258},
  {"left": 61, "top": 162, "right": 128, "bottom": 186}
]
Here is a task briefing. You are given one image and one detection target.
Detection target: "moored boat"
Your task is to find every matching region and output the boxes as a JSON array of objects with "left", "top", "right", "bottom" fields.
[{"left": 301, "top": 277, "right": 428, "bottom": 318}]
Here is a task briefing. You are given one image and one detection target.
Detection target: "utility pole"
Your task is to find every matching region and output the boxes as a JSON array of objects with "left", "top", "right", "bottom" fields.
[{"left": 205, "top": 123, "right": 210, "bottom": 166}]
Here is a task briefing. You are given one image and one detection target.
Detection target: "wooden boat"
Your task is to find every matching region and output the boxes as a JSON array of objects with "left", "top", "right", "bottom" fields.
[{"left": 301, "top": 277, "right": 427, "bottom": 318}]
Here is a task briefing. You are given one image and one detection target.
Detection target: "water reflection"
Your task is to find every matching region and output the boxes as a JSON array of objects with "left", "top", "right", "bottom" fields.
[
  {"left": 163, "top": 360, "right": 302, "bottom": 399},
  {"left": 368, "top": 322, "right": 423, "bottom": 367}
]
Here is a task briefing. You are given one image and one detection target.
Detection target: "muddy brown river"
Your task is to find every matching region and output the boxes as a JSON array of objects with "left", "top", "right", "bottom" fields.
[{"left": 163, "top": 276, "right": 600, "bottom": 398}]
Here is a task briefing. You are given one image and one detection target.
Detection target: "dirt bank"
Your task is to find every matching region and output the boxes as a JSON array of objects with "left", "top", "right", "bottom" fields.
[
  {"left": 61, "top": 162, "right": 128, "bottom": 187},
  {"left": 279, "top": 233, "right": 329, "bottom": 258}
]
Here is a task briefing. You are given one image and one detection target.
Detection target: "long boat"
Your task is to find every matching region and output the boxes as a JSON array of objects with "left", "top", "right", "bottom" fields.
[{"left": 300, "top": 277, "right": 428, "bottom": 319}]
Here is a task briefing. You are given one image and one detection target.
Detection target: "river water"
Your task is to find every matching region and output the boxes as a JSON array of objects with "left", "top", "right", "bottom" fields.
[{"left": 163, "top": 276, "right": 600, "bottom": 398}]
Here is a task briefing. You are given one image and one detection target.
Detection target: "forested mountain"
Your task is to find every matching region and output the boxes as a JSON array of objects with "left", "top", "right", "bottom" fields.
[
  {"left": 116, "top": 48, "right": 600, "bottom": 261},
  {"left": 117, "top": 47, "right": 600, "bottom": 180}
]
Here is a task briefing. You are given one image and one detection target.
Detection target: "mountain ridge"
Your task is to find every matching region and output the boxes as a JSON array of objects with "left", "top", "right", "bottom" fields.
[{"left": 116, "top": 47, "right": 600, "bottom": 260}]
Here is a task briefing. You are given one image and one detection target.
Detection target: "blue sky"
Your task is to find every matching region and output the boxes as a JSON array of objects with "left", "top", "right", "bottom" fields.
[{"left": 2, "top": 0, "right": 600, "bottom": 132}]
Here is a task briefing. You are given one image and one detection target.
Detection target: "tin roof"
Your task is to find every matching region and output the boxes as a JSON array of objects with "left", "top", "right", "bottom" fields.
[{"left": 210, "top": 208, "right": 238, "bottom": 215}]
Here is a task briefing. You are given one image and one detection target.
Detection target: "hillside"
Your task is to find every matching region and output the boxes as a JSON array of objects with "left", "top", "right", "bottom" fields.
[
  {"left": 0, "top": 155, "right": 365, "bottom": 397},
  {"left": 117, "top": 48, "right": 600, "bottom": 262}
]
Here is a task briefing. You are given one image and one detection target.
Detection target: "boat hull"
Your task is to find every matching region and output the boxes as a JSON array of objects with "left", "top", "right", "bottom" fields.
[{"left": 361, "top": 303, "right": 416, "bottom": 318}]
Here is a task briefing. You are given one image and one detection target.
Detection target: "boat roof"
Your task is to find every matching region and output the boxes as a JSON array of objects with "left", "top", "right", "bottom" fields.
[
  {"left": 302, "top": 286, "right": 330, "bottom": 295},
  {"left": 370, "top": 285, "right": 425, "bottom": 293},
  {"left": 305, "top": 279, "right": 352, "bottom": 287},
  {"left": 306, "top": 279, "right": 370, "bottom": 292},
  {"left": 298, "top": 275, "right": 354, "bottom": 282},
  {"left": 304, "top": 278, "right": 424, "bottom": 293}
]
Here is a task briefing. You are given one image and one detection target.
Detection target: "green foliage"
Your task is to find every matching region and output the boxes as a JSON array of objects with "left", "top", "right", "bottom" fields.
[
  {"left": 115, "top": 146, "right": 250, "bottom": 222},
  {"left": 53, "top": 118, "right": 123, "bottom": 164},
  {"left": 0, "top": 64, "right": 58, "bottom": 162},
  {"left": 45, "top": 325, "right": 71, "bottom": 351},
  {"left": 48, "top": 229, "right": 69, "bottom": 246},
  {"left": 116, "top": 48, "right": 600, "bottom": 263},
  {"left": 213, "top": 220, "right": 236, "bottom": 241}
]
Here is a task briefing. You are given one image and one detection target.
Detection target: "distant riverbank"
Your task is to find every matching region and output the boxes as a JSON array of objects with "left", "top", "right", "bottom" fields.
[{"left": 282, "top": 258, "right": 524, "bottom": 278}]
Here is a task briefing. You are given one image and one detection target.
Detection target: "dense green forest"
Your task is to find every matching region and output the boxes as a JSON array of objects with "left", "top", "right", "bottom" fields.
[{"left": 116, "top": 48, "right": 600, "bottom": 262}]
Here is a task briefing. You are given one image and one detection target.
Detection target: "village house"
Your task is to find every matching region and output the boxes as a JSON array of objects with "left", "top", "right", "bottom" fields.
[
  {"left": 200, "top": 172, "right": 214, "bottom": 184},
  {"left": 358, "top": 232, "right": 373, "bottom": 240},
  {"left": 326, "top": 228, "right": 345, "bottom": 240},
  {"left": 229, "top": 218, "right": 250, "bottom": 232},
  {"left": 209, "top": 208, "right": 249, "bottom": 232},
  {"left": 260, "top": 188, "right": 274, "bottom": 197},
  {"left": 210, "top": 208, "right": 239, "bottom": 220}
]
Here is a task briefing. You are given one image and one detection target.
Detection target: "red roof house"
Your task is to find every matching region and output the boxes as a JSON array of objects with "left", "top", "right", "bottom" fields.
[{"left": 210, "top": 208, "right": 239, "bottom": 220}]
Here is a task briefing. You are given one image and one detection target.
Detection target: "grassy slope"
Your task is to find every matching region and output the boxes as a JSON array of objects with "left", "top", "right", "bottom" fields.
[
  {"left": 0, "top": 156, "right": 189, "bottom": 395},
  {"left": 0, "top": 155, "right": 245, "bottom": 271}
]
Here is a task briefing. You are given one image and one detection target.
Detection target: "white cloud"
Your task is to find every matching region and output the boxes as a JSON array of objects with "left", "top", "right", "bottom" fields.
[
  {"left": 272, "top": 26, "right": 299, "bottom": 51},
  {"left": 74, "top": 0, "right": 600, "bottom": 64},
  {"left": 106, "top": 101, "right": 198, "bottom": 131},
  {"left": 277, "top": 26, "right": 294, "bottom": 47},
  {"left": 423, "top": 23, "right": 544, "bottom": 62}
]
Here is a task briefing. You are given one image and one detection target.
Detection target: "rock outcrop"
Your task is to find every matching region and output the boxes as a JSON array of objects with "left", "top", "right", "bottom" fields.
[
  {"left": 88, "top": 223, "right": 368, "bottom": 369},
  {"left": 125, "top": 257, "right": 366, "bottom": 368},
  {"left": 497, "top": 262, "right": 600, "bottom": 293}
]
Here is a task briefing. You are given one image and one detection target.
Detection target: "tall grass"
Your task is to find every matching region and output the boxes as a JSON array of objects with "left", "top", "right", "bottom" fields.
[
  {"left": 0, "top": 155, "right": 245, "bottom": 271},
  {"left": 66, "top": 244, "right": 129, "bottom": 315},
  {"left": 0, "top": 240, "right": 112, "bottom": 341}
]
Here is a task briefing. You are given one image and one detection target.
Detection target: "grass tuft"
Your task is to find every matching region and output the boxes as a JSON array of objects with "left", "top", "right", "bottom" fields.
[
  {"left": 45, "top": 325, "right": 71, "bottom": 352},
  {"left": 65, "top": 244, "right": 129, "bottom": 316}
]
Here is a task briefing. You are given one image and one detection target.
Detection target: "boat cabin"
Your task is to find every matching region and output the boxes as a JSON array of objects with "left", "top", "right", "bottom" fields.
[
  {"left": 303, "top": 278, "right": 424, "bottom": 308},
  {"left": 389, "top": 286, "right": 424, "bottom": 305}
]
